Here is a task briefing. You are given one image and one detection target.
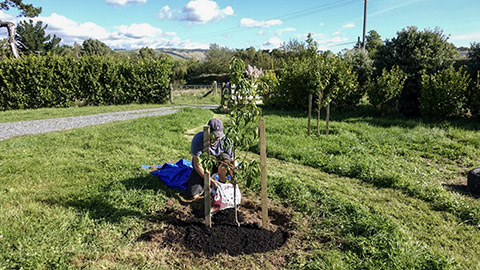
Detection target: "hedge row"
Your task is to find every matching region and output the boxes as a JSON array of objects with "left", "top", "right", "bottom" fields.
[{"left": 0, "top": 55, "right": 173, "bottom": 110}]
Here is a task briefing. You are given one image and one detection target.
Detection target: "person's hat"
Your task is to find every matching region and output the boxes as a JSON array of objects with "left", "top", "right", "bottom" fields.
[{"left": 208, "top": 118, "right": 224, "bottom": 138}]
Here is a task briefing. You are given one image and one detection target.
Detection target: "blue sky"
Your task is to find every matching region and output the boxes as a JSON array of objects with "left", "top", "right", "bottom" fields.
[{"left": 1, "top": 0, "right": 479, "bottom": 52}]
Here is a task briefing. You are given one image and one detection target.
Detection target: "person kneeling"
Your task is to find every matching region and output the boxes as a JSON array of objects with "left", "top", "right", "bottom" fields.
[{"left": 187, "top": 118, "right": 234, "bottom": 199}]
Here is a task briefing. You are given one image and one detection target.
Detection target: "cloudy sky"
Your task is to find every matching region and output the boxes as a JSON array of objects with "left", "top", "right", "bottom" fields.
[{"left": 0, "top": 0, "right": 479, "bottom": 52}]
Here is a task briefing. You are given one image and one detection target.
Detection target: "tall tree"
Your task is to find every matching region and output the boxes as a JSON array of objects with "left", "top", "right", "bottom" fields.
[
  {"left": 16, "top": 19, "right": 61, "bottom": 54},
  {"left": 81, "top": 38, "right": 112, "bottom": 56},
  {"left": 365, "top": 30, "right": 383, "bottom": 57},
  {"left": 0, "top": 0, "right": 41, "bottom": 58},
  {"left": 374, "top": 26, "right": 458, "bottom": 116},
  {"left": 138, "top": 47, "right": 157, "bottom": 60},
  {"left": 202, "top": 44, "right": 233, "bottom": 74}
]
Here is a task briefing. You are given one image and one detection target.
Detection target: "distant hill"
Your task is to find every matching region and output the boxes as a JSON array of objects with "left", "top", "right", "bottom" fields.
[
  {"left": 156, "top": 48, "right": 207, "bottom": 61},
  {"left": 113, "top": 48, "right": 207, "bottom": 61}
]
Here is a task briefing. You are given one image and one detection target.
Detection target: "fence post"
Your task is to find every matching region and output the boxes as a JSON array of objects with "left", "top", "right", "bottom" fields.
[
  {"left": 326, "top": 102, "right": 331, "bottom": 135},
  {"left": 203, "top": 125, "right": 211, "bottom": 227},
  {"left": 213, "top": 81, "right": 217, "bottom": 97},
  {"left": 308, "top": 94, "right": 312, "bottom": 136},
  {"left": 169, "top": 84, "right": 174, "bottom": 104},
  {"left": 220, "top": 83, "right": 225, "bottom": 107},
  {"left": 259, "top": 119, "right": 269, "bottom": 229}
]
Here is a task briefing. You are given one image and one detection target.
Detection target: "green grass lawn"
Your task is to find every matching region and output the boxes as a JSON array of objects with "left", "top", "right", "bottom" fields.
[
  {"left": 0, "top": 89, "right": 219, "bottom": 123},
  {"left": 1, "top": 107, "right": 479, "bottom": 269}
]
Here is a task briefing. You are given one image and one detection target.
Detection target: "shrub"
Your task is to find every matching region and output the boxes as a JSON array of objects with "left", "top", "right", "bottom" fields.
[
  {"left": 467, "top": 72, "right": 480, "bottom": 115},
  {"left": 467, "top": 42, "right": 480, "bottom": 80},
  {"left": 343, "top": 48, "right": 373, "bottom": 88},
  {"left": 374, "top": 26, "right": 458, "bottom": 116},
  {"left": 258, "top": 71, "right": 279, "bottom": 107},
  {"left": 274, "top": 57, "right": 316, "bottom": 110},
  {"left": 329, "top": 56, "right": 360, "bottom": 109},
  {"left": 0, "top": 55, "right": 173, "bottom": 110},
  {"left": 368, "top": 65, "right": 406, "bottom": 113},
  {"left": 420, "top": 67, "right": 470, "bottom": 118}
]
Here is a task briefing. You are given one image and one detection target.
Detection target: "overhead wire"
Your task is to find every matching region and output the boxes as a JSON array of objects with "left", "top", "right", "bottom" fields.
[{"left": 188, "top": 0, "right": 358, "bottom": 40}]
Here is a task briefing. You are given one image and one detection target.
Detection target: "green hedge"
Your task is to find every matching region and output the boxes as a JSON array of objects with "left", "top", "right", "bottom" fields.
[{"left": 0, "top": 55, "right": 173, "bottom": 110}]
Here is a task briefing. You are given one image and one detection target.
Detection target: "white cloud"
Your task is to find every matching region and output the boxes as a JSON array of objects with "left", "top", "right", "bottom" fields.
[
  {"left": 262, "top": 37, "right": 283, "bottom": 49},
  {"left": 158, "top": 5, "right": 172, "bottom": 20},
  {"left": 0, "top": 10, "right": 15, "bottom": 22},
  {"left": 29, "top": 12, "right": 208, "bottom": 50},
  {"left": 118, "top": 23, "right": 164, "bottom": 39},
  {"left": 258, "top": 30, "right": 264, "bottom": 35},
  {"left": 333, "top": 31, "right": 341, "bottom": 35},
  {"left": 181, "top": 0, "right": 234, "bottom": 24},
  {"left": 240, "top": 18, "right": 282, "bottom": 28},
  {"left": 342, "top": 23, "right": 355, "bottom": 28},
  {"left": 276, "top": 27, "right": 296, "bottom": 35},
  {"left": 451, "top": 32, "right": 480, "bottom": 42},
  {"left": 34, "top": 13, "right": 110, "bottom": 42},
  {"left": 105, "top": 0, "right": 147, "bottom": 7}
]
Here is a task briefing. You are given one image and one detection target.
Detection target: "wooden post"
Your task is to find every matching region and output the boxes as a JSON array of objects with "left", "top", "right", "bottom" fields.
[
  {"left": 169, "top": 84, "right": 174, "bottom": 104},
  {"left": 203, "top": 125, "right": 211, "bottom": 227},
  {"left": 308, "top": 94, "right": 312, "bottom": 136},
  {"left": 326, "top": 102, "right": 331, "bottom": 135},
  {"left": 259, "top": 119, "right": 269, "bottom": 229},
  {"left": 213, "top": 81, "right": 217, "bottom": 97},
  {"left": 220, "top": 83, "right": 225, "bottom": 107},
  {"left": 317, "top": 93, "right": 323, "bottom": 134}
]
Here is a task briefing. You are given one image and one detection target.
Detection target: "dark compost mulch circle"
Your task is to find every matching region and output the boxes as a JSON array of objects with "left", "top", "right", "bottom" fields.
[{"left": 139, "top": 206, "right": 291, "bottom": 257}]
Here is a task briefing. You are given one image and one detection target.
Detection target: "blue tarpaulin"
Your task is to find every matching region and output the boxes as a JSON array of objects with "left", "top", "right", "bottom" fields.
[{"left": 150, "top": 159, "right": 193, "bottom": 190}]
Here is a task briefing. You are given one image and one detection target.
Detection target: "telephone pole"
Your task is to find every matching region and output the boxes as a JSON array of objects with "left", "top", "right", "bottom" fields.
[{"left": 362, "top": 0, "right": 368, "bottom": 50}]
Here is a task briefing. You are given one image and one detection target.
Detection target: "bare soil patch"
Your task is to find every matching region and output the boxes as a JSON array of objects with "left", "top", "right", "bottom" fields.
[{"left": 138, "top": 196, "right": 295, "bottom": 258}]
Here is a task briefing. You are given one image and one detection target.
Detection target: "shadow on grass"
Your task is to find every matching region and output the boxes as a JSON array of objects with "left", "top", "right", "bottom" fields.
[
  {"left": 40, "top": 174, "right": 192, "bottom": 224},
  {"left": 443, "top": 184, "right": 480, "bottom": 199},
  {"left": 121, "top": 173, "right": 190, "bottom": 200},
  {"left": 42, "top": 194, "right": 145, "bottom": 223},
  {"left": 262, "top": 106, "right": 480, "bottom": 132}
]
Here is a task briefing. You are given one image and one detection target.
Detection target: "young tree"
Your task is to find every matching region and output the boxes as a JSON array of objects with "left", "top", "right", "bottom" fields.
[
  {"left": 0, "top": 0, "right": 41, "bottom": 58},
  {"left": 16, "top": 19, "right": 61, "bottom": 54}
]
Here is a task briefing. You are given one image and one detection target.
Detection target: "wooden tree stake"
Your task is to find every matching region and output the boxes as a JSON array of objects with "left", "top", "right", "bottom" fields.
[
  {"left": 326, "top": 102, "right": 331, "bottom": 135},
  {"left": 308, "top": 94, "right": 312, "bottom": 136},
  {"left": 203, "top": 125, "right": 211, "bottom": 227},
  {"left": 259, "top": 119, "right": 269, "bottom": 229},
  {"left": 169, "top": 84, "right": 174, "bottom": 104}
]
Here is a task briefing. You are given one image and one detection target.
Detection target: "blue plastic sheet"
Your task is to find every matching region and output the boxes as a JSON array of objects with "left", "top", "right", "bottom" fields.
[{"left": 150, "top": 159, "right": 193, "bottom": 190}]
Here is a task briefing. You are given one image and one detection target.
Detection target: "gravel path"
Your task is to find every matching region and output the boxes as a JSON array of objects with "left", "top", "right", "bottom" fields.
[{"left": 0, "top": 105, "right": 217, "bottom": 141}]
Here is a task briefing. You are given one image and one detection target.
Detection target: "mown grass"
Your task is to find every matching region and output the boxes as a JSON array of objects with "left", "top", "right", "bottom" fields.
[
  {"left": 172, "top": 88, "right": 221, "bottom": 105},
  {"left": 0, "top": 104, "right": 171, "bottom": 123},
  {"left": 0, "top": 89, "right": 219, "bottom": 123},
  {"left": 263, "top": 156, "right": 480, "bottom": 269},
  {"left": 0, "top": 108, "right": 214, "bottom": 268},
  {"left": 254, "top": 109, "right": 480, "bottom": 228},
  {"left": 1, "top": 107, "right": 479, "bottom": 269}
]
